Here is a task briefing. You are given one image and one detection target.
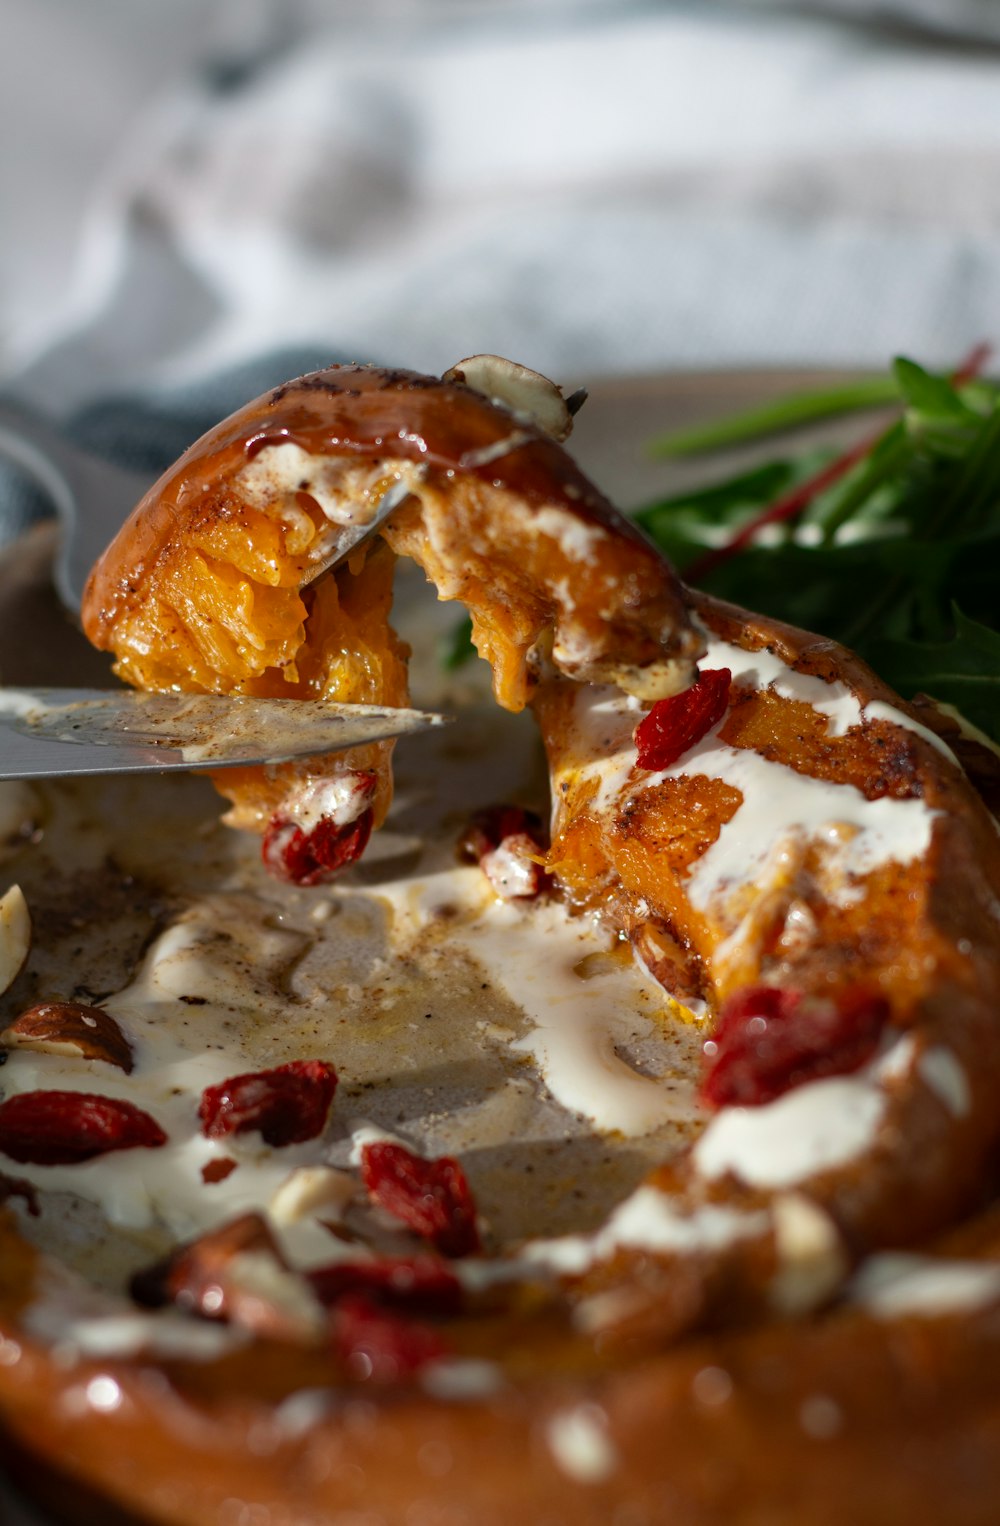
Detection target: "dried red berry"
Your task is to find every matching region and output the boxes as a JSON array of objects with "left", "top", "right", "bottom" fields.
[
  {"left": 262, "top": 771, "right": 377, "bottom": 886},
  {"left": 460, "top": 804, "right": 545, "bottom": 860},
  {"left": 0, "top": 1090, "right": 167, "bottom": 1165},
  {"left": 332, "top": 1293, "right": 449, "bottom": 1382},
  {"left": 700, "top": 984, "right": 891, "bottom": 1109},
  {"left": 459, "top": 804, "right": 550, "bottom": 900},
  {"left": 201, "top": 1156, "right": 238, "bottom": 1185},
  {"left": 634, "top": 668, "right": 732, "bottom": 771},
  {"left": 199, "top": 1059, "right": 337, "bottom": 1146},
  {"left": 309, "top": 1255, "right": 463, "bottom": 1317},
  {"left": 360, "top": 1142, "right": 481, "bottom": 1258}
]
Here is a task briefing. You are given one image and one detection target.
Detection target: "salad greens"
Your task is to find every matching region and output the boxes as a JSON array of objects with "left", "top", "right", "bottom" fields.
[
  {"left": 646, "top": 375, "right": 901, "bottom": 459},
  {"left": 441, "top": 611, "right": 475, "bottom": 671},
  {"left": 442, "top": 354, "right": 1000, "bottom": 747},
  {"left": 636, "top": 355, "right": 1000, "bottom": 745}
]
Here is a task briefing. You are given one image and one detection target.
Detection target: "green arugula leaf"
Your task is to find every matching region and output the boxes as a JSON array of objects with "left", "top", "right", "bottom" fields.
[
  {"left": 647, "top": 377, "right": 899, "bottom": 458},
  {"left": 441, "top": 614, "right": 475, "bottom": 671},
  {"left": 866, "top": 607, "right": 1000, "bottom": 739},
  {"left": 437, "top": 353, "right": 1000, "bottom": 748},
  {"left": 815, "top": 423, "right": 910, "bottom": 542},
  {"left": 892, "top": 357, "right": 974, "bottom": 425},
  {"left": 638, "top": 356, "right": 1000, "bottom": 745},
  {"left": 636, "top": 453, "right": 830, "bottom": 569},
  {"left": 930, "top": 405, "right": 1000, "bottom": 533}
]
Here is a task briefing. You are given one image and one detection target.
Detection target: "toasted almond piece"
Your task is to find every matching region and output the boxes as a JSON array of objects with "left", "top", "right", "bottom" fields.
[
  {"left": 223, "top": 1249, "right": 327, "bottom": 1343},
  {"left": 134, "top": 1212, "right": 326, "bottom": 1344},
  {"left": 1, "top": 1001, "right": 134, "bottom": 1074},
  {"left": 269, "top": 1165, "right": 359, "bottom": 1226},
  {"left": 443, "top": 355, "right": 577, "bottom": 442},
  {"left": 769, "top": 1193, "right": 848, "bottom": 1316},
  {"left": 0, "top": 886, "right": 30, "bottom": 998}
]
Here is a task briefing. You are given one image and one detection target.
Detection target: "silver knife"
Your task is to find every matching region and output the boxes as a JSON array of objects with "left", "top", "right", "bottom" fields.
[{"left": 0, "top": 689, "right": 449, "bottom": 781}]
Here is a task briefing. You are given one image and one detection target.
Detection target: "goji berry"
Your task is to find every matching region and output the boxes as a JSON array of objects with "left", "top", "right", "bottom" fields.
[
  {"left": 360, "top": 1141, "right": 481, "bottom": 1258},
  {"left": 459, "top": 804, "right": 546, "bottom": 861},
  {"left": 198, "top": 1059, "right": 337, "bottom": 1146},
  {"left": 308, "top": 1255, "right": 463, "bottom": 1316},
  {"left": 634, "top": 668, "right": 732, "bottom": 770},
  {"left": 0, "top": 1090, "right": 167, "bottom": 1165},
  {"left": 458, "top": 804, "right": 550, "bottom": 900},
  {"left": 262, "top": 808, "right": 374, "bottom": 886},
  {"left": 700, "top": 983, "right": 890, "bottom": 1108},
  {"left": 332, "top": 1293, "right": 449, "bottom": 1382},
  {"left": 262, "top": 770, "right": 377, "bottom": 886}
]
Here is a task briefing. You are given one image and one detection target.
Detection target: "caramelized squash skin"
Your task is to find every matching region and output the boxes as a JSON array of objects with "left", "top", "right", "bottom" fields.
[
  {"left": 21, "top": 369, "right": 1000, "bottom": 1526},
  {"left": 536, "top": 590, "right": 1000, "bottom": 1026},
  {"left": 81, "top": 364, "right": 700, "bottom": 833},
  {"left": 79, "top": 361, "right": 1000, "bottom": 1037}
]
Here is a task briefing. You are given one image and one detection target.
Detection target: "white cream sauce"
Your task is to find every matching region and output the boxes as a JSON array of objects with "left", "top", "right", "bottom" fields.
[
  {"left": 283, "top": 772, "right": 374, "bottom": 831},
  {"left": 848, "top": 1252, "right": 1000, "bottom": 1319},
  {"left": 916, "top": 1046, "right": 971, "bottom": 1118},
  {"left": 458, "top": 430, "right": 534, "bottom": 471},
  {"left": 694, "top": 1075, "right": 886, "bottom": 1190},
  {"left": 0, "top": 689, "right": 41, "bottom": 720},
  {"left": 560, "top": 626, "right": 944, "bottom": 932},
  {"left": 532, "top": 507, "right": 607, "bottom": 564},
  {"left": 452, "top": 899, "right": 698, "bottom": 1138},
  {"left": 546, "top": 1404, "right": 620, "bottom": 1484},
  {"left": 236, "top": 444, "right": 396, "bottom": 531},
  {"left": 347, "top": 1120, "right": 408, "bottom": 1165},
  {"left": 0, "top": 593, "right": 967, "bottom": 1359},
  {"left": 507, "top": 1185, "right": 770, "bottom": 1280},
  {"left": 0, "top": 704, "right": 703, "bottom": 1339},
  {"left": 420, "top": 1358, "right": 504, "bottom": 1401},
  {"left": 234, "top": 446, "right": 426, "bottom": 581},
  {"left": 692, "top": 1033, "right": 919, "bottom": 1191}
]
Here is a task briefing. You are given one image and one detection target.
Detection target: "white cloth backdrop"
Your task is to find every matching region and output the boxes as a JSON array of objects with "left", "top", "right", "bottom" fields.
[{"left": 3, "top": 0, "right": 1000, "bottom": 411}]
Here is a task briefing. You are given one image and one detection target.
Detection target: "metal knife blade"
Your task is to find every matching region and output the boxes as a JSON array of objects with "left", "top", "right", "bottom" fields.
[{"left": 0, "top": 689, "right": 449, "bottom": 781}]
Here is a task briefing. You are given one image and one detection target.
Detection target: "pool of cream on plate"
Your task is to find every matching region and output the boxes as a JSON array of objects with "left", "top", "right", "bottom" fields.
[{"left": 0, "top": 693, "right": 703, "bottom": 1302}]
